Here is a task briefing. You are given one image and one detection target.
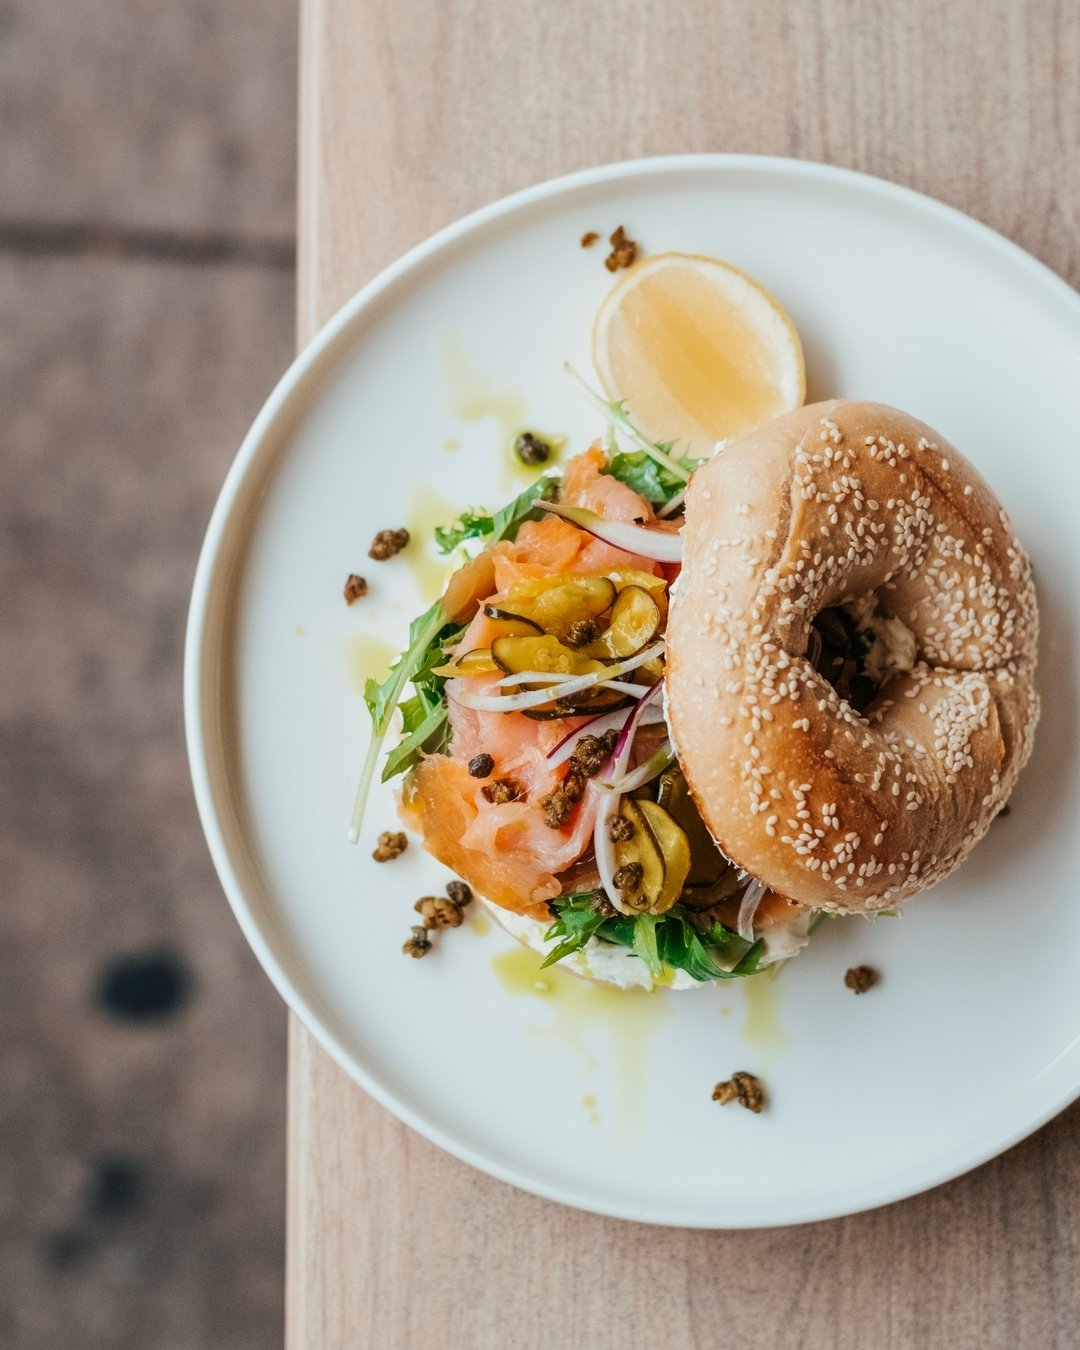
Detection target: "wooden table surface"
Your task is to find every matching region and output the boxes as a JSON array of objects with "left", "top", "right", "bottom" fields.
[{"left": 288, "top": 2, "right": 1080, "bottom": 1345}]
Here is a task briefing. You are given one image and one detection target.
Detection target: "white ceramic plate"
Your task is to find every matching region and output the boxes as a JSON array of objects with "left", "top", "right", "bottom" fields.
[{"left": 186, "top": 156, "right": 1080, "bottom": 1228}]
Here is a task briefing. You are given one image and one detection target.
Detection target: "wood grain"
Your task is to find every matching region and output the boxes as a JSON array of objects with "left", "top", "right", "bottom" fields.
[{"left": 290, "top": 2, "right": 1080, "bottom": 1345}]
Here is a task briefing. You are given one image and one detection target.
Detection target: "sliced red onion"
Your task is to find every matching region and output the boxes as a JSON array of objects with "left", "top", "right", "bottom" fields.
[
  {"left": 610, "top": 679, "right": 664, "bottom": 763},
  {"left": 449, "top": 677, "right": 605, "bottom": 714},
  {"left": 593, "top": 683, "right": 665, "bottom": 912},
  {"left": 495, "top": 673, "right": 650, "bottom": 698},
  {"left": 450, "top": 641, "right": 664, "bottom": 713},
  {"left": 594, "top": 679, "right": 653, "bottom": 697},
  {"left": 592, "top": 742, "right": 675, "bottom": 794},
  {"left": 737, "top": 876, "right": 768, "bottom": 942},
  {"left": 494, "top": 670, "right": 588, "bottom": 687},
  {"left": 536, "top": 501, "right": 683, "bottom": 563},
  {"left": 546, "top": 702, "right": 667, "bottom": 767},
  {"left": 593, "top": 790, "right": 622, "bottom": 910}
]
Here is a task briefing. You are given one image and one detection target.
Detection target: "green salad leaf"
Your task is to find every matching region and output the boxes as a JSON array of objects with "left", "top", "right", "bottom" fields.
[
  {"left": 382, "top": 696, "right": 449, "bottom": 782},
  {"left": 563, "top": 362, "right": 700, "bottom": 489},
  {"left": 370, "top": 609, "right": 465, "bottom": 787},
  {"left": 491, "top": 475, "right": 560, "bottom": 541},
  {"left": 434, "top": 508, "right": 492, "bottom": 554},
  {"left": 631, "top": 913, "right": 662, "bottom": 978},
  {"left": 605, "top": 449, "right": 698, "bottom": 506},
  {"left": 543, "top": 895, "right": 768, "bottom": 983},
  {"left": 540, "top": 894, "right": 611, "bottom": 967},
  {"left": 350, "top": 600, "right": 464, "bottom": 840},
  {"left": 434, "top": 476, "right": 559, "bottom": 554}
]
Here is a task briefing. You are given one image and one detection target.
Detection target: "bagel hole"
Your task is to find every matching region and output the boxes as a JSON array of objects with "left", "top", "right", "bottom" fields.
[{"left": 809, "top": 596, "right": 917, "bottom": 711}]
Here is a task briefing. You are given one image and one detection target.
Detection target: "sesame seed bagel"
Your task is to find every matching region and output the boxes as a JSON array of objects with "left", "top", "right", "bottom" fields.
[{"left": 666, "top": 400, "right": 1039, "bottom": 913}]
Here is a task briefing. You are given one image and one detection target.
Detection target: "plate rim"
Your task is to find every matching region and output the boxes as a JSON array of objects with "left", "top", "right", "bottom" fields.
[{"left": 184, "top": 152, "right": 1080, "bottom": 1228}]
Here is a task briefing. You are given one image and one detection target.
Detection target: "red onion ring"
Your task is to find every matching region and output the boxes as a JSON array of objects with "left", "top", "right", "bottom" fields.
[
  {"left": 546, "top": 702, "right": 667, "bottom": 768},
  {"left": 593, "top": 682, "right": 665, "bottom": 911},
  {"left": 536, "top": 501, "right": 683, "bottom": 563},
  {"left": 737, "top": 876, "right": 768, "bottom": 942}
]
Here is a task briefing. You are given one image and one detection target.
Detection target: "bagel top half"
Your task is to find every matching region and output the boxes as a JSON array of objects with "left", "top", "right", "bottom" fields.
[{"left": 665, "top": 400, "right": 1039, "bottom": 913}]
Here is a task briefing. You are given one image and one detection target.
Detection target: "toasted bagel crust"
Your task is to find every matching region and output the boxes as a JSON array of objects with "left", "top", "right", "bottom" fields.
[{"left": 666, "top": 401, "right": 1039, "bottom": 912}]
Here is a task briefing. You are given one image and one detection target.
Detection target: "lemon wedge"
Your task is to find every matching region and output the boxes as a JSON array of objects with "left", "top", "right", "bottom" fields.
[{"left": 592, "top": 252, "right": 806, "bottom": 453}]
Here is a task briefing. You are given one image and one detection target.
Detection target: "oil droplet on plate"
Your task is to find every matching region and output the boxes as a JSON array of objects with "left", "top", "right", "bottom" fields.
[
  {"left": 404, "top": 485, "right": 462, "bottom": 602},
  {"left": 293, "top": 624, "right": 306, "bottom": 637},
  {"left": 468, "top": 908, "right": 493, "bottom": 937},
  {"left": 443, "top": 436, "right": 460, "bottom": 453},
  {"left": 740, "top": 965, "right": 791, "bottom": 1065},
  {"left": 344, "top": 633, "right": 398, "bottom": 694},
  {"left": 491, "top": 946, "right": 558, "bottom": 999},
  {"left": 440, "top": 332, "right": 546, "bottom": 491},
  {"left": 491, "top": 943, "right": 670, "bottom": 1141},
  {"left": 581, "top": 1092, "right": 600, "bottom": 1125},
  {"left": 440, "top": 331, "right": 528, "bottom": 440}
]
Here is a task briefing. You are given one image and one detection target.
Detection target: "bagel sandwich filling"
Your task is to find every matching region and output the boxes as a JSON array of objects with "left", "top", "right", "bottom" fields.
[{"left": 355, "top": 399, "right": 1038, "bottom": 992}]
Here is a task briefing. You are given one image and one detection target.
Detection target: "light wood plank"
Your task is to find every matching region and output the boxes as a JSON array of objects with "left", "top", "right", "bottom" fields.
[{"left": 290, "top": 1, "right": 1080, "bottom": 1345}]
